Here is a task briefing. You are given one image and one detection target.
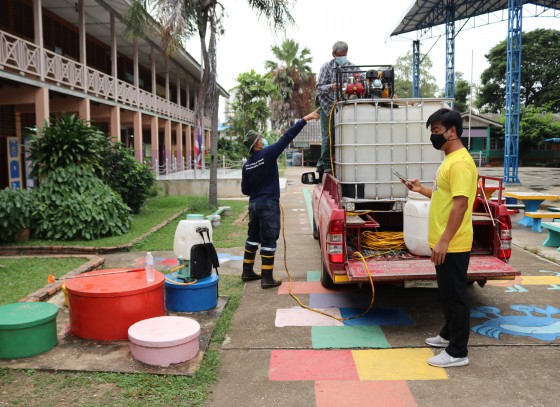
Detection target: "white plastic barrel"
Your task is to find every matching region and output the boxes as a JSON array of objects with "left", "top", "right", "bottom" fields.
[
  {"left": 403, "top": 191, "right": 431, "bottom": 256},
  {"left": 173, "top": 214, "right": 213, "bottom": 260}
]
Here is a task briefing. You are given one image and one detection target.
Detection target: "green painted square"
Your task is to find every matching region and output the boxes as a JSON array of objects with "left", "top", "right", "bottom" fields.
[
  {"left": 307, "top": 271, "right": 321, "bottom": 282},
  {"left": 312, "top": 325, "right": 390, "bottom": 349}
]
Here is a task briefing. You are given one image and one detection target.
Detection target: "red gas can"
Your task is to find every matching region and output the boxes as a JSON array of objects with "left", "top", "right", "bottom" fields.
[{"left": 66, "top": 268, "right": 165, "bottom": 341}]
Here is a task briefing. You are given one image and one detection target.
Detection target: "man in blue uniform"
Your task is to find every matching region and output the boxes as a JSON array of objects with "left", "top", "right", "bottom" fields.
[{"left": 241, "top": 110, "right": 319, "bottom": 288}]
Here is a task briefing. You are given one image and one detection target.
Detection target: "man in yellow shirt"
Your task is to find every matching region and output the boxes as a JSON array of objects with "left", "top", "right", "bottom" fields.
[{"left": 405, "top": 108, "right": 477, "bottom": 368}]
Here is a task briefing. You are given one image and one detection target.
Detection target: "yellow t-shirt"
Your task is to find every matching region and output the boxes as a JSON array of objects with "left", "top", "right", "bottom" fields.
[{"left": 428, "top": 148, "right": 478, "bottom": 252}]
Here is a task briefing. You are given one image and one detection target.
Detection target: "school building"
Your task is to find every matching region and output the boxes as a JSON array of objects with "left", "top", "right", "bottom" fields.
[{"left": 0, "top": 0, "right": 227, "bottom": 189}]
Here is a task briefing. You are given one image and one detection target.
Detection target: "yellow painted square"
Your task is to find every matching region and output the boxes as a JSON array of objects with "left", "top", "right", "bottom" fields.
[
  {"left": 520, "top": 276, "right": 560, "bottom": 285},
  {"left": 352, "top": 348, "right": 448, "bottom": 381}
]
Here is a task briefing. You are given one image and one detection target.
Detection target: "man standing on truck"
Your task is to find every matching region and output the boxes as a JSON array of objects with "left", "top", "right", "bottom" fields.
[
  {"left": 316, "top": 41, "right": 357, "bottom": 175},
  {"left": 404, "top": 108, "right": 477, "bottom": 368},
  {"left": 241, "top": 110, "right": 320, "bottom": 288}
]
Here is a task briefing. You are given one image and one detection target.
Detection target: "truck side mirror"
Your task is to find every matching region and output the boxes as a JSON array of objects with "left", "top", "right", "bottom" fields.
[{"left": 301, "top": 172, "right": 320, "bottom": 185}]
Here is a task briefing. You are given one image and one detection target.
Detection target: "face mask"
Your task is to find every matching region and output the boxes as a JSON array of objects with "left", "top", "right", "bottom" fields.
[
  {"left": 335, "top": 56, "right": 347, "bottom": 65},
  {"left": 430, "top": 130, "right": 448, "bottom": 150}
]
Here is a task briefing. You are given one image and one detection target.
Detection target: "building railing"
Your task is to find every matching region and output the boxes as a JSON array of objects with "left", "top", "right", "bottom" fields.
[{"left": 0, "top": 29, "right": 210, "bottom": 127}]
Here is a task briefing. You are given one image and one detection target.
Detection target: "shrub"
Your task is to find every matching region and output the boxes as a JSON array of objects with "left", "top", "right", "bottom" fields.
[
  {"left": 32, "top": 166, "right": 131, "bottom": 240},
  {"left": 0, "top": 188, "right": 34, "bottom": 242},
  {"left": 26, "top": 114, "right": 107, "bottom": 178},
  {"left": 100, "top": 142, "right": 156, "bottom": 213}
]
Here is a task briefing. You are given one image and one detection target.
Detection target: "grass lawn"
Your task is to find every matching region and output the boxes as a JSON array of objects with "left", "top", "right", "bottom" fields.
[
  {"left": 0, "top": 194, "right": 248, "bottom": 405},
  {"left": 0, "top": 257, "right": 89, "bottom": 305},
  {"left": 4, "top": 195, "right": 248, "bottom": 248},
  {"left": 0, "top": 275, "right": 244, "bottom": 406}
]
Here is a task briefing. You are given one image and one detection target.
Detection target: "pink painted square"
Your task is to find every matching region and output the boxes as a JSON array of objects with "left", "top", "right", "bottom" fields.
[
  {"left": 269, "top": 349, "right": 359, "bottom": 381},
  {"left": 315, "top": 380, "right": 417, "bottom": 407}
]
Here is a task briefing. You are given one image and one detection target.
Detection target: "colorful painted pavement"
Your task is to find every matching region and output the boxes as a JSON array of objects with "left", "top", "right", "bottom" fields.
[{"left": 270, "top": 270, "right": 560, "bottom": 407}]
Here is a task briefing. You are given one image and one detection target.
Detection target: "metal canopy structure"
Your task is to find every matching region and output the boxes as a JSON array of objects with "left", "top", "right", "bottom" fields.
[{"left": 391, "top": 0, "right": 560, "bottom": 184}]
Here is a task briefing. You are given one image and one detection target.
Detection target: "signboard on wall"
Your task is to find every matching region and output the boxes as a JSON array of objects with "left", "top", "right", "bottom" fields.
[{"left": 7, "top": 137, "right": 21, "bottom": 190}]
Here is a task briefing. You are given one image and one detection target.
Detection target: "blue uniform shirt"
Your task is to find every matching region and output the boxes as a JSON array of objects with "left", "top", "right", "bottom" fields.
[{"left": 241, "top": 119, "right": 307, "bottom": 203}]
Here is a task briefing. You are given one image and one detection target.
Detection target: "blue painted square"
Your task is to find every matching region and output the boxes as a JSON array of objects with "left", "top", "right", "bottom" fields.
[
  {"left": 307, "top": 271, "right": 321, "bottom": 282},
  {"left": 340, "top": 307, "right": 413, "bottom": 326},
  {"left": 310, "top": 293, "right": 372, "bottom": 309}
]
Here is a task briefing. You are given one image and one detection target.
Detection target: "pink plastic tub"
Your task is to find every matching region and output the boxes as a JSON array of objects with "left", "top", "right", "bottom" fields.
[{"left": 128, "top": 316, "right": 200, "bottom": 367}]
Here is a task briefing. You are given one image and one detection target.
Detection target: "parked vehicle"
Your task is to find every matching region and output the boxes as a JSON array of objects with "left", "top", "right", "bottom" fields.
[{"left": 302, "top": 75, "right": 519, "bottom": 288}]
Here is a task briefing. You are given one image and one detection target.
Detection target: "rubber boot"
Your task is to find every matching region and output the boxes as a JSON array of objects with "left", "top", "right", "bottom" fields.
[
  {"left": 242, "top": 246, "right": 261, "bottom": 281},
  {"left": 260, "top": 252, "right": 281, "bottom": 289}
]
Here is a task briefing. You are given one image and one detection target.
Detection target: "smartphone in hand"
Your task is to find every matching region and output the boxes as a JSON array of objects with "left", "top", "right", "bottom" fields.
[{"left": 393, "top": 171, "right": 408, "bottom": 183}]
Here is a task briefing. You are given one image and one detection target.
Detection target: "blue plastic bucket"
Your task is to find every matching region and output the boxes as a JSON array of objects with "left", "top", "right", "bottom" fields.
[{"left": 164, "top": 273, "right": 218, "bottom": 312}]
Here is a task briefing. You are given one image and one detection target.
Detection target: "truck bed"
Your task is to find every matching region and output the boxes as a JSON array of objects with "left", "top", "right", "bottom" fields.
[{"left": 347, "top": 255, "right": 519, "bottom": 283}]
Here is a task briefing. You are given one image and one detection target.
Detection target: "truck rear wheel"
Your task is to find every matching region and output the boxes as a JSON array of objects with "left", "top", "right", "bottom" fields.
[{"left": 321, "top": 262, "right": 335, "bottom": 289}]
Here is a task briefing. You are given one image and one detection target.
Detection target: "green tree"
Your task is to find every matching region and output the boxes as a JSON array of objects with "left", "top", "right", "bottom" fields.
[
  {"left": 264, "top": 38, "right": 316, "bottom": 130},
  {"left": 476, "top": 29, "right": 560, "bottom": 113},
  {"left": 125, "top": 0, "right": 293, "bottom": 208},
  {"left": 228, "top": 70, "right": 279, "bottom": 143},
  {"left": 520, "top": 104, "right": 560, "bottom": 149},
  {"left": 393, "top": 51, "right": 438, "bottom": 98},
  {"left": 453, "top": 72, "right": 471, "bottom": 113}
]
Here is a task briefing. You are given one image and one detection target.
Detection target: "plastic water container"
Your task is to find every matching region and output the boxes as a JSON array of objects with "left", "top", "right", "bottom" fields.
[
  {"left": 165, "top": 273, "right": 219, "bottom": 312},
  {"left": 403, "top": 191, "right": 431, "bottom": 256},
  {"left": 174, "top": 214, "right": 213, "bottom": 260}
]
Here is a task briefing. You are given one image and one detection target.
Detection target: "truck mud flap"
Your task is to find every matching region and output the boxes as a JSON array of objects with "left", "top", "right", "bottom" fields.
[{"left": 347, "top": 255, "right": 519, "bottom": 283}]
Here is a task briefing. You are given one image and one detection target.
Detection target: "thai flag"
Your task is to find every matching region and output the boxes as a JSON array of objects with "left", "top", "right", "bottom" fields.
[{"left": 194, "top": 116, "right": 202, "bottom": 169}]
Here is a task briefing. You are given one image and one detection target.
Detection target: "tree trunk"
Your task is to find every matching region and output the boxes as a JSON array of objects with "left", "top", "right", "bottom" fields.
[{"left": 196, "top": 7, "right": 219, "bottom": 209}]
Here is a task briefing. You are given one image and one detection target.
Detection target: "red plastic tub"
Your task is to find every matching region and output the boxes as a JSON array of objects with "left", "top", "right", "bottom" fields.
[{"left": 65, "top": 268, "right": 165, "bottom": 341}]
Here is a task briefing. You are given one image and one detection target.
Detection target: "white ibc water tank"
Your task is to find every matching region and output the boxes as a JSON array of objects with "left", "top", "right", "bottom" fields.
[
  {"left": 403, "top": 191, "right": 431, "bottom": 256},
  {"left": 173, "top": 214, "right": 213, "bottom": 260}
]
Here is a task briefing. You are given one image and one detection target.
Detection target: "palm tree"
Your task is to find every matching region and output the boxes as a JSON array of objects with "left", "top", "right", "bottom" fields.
[
  {"left": 265, "top": 38, "right": 316, "bottom": 130},
  {"left": 126, "top": 0, "right": 294, "bottom": 208}
]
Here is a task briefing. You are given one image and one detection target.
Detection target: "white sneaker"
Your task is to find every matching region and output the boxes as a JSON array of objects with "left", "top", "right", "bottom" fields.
[
  {"left": 428, "top": 350, "right": 469, "bottom": 367},
  {"left": 425, "top": 335, "right": 450, "bottom": 348}
]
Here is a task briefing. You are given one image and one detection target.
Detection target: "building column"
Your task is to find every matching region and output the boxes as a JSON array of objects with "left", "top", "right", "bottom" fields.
[
  {"left": 165, "top": 119, "right": 172, "bottom": 172},
  {"left": 151, "top": 116, "right": 159, "bottom": 170},
  {"left": 151, "top": 47, "right": 156, "bottom": 96},
  {"left": 35, "top": 87, "right": 49, "bottom": 127},
  {"left": 176, "top": 122, "right": 183, "bottom": 171},
  {"left": 110, "top": 15, "right": 118, "bottom": 97},
  {"left": 186, "top": 124, "right": 192, "bottom": 169},
  {"left": 78, "top": 0, "right": 87, "bottom": 89},
  {"left": 78, "top": 98, "right": 90, "bottom": 123},
  {"left": 133, "top": 111, "right": 142, "bottom": 163},
  {"left": 110, "top": 106, "right": 121, "bottom": 142},
  {"left": 33, "top": 0, "right": 44, "bottom": 80}
]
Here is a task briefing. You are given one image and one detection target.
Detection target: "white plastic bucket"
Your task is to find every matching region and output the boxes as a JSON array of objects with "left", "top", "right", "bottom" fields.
[
  {"left": 173, "top": 214, "right": 213, "bottom": 260},
  {"left": 403, "top": 191, "right": 431, "bottom": 256}
]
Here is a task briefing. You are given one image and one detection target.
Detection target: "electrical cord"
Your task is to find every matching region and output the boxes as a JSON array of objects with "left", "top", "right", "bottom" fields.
[{"left": 280, "top": 203, "right": 375, "bottom": 322}]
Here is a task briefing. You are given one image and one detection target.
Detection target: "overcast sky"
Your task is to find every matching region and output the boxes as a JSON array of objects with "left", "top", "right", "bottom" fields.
[{"left": 185, "top": 0, "right": 560, "bottom": 120}]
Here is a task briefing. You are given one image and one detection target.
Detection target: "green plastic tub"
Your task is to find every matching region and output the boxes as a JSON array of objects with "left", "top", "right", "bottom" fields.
[{"left": 0, "top": 302, "right": 59, "bottom": 359}]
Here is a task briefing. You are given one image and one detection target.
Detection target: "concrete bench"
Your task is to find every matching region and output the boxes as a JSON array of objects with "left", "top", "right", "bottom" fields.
[
  {"left": 541, "top": 222, "right": 560, "bottom": 251},
  {"left": 525, "top": 212, "right": 560, "bottom": 232}
]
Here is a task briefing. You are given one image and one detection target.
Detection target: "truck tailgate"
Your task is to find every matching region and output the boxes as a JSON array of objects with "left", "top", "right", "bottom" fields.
[{"left": 347, "top": 256, "right": 519, "bottom": 283}]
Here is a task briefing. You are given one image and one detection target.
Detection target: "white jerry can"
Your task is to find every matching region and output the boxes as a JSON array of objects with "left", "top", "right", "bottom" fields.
[
  {"left": 173, "top": 214, "right": 213, "bottom": 260},
  {"left": 403, "top": 191, "right": 431, "bottom": 256}
]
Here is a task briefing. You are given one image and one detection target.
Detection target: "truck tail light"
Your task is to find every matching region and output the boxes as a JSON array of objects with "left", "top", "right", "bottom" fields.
[
  {"left": 327, "top": 219, "right": 344, "bottom": 263},
  {"left": 497, "top": 216, "right": 512, "bottom": 260}
]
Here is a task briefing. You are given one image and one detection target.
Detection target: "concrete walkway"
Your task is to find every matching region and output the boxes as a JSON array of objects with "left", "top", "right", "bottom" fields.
[{"left": 204, "top": 166, "right": 560, "bottom": 407}]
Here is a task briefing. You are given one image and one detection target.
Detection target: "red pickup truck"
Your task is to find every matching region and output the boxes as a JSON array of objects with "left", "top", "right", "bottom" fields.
[{"left": 302, "top": 98, "right": 519, "bottom": 288}]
